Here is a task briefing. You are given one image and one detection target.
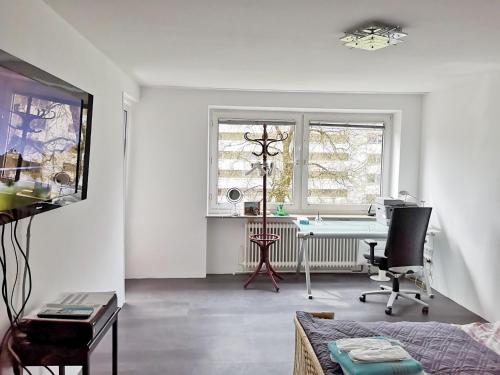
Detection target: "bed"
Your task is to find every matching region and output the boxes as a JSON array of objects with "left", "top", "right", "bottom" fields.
[{"left": 293, "top": 311, "right": 500, "bottom": 375}]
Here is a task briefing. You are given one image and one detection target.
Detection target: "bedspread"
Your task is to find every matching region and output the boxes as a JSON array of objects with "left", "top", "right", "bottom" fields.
[{"left": 296, "top": 311, "right": 500, "bottom": 375}]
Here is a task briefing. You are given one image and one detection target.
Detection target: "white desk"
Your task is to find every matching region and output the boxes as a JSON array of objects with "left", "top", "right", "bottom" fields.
[{"left": 294, "top": 219, "right": 389, "bottom": 299}]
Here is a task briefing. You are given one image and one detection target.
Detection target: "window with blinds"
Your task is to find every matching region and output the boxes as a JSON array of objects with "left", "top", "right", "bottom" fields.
[
  {"left": 216, "top": 118, "right": 295, "bottom": 204},
  {"left": 306, "top": 121, "right": 384, "bottom": 205},
  {"left": 208, "top": 110, "right": 391, "bottom": 214}
]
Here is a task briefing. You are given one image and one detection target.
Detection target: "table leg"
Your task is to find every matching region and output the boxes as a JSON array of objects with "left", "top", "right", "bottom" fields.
[
  {"left": 112, "top": 318, "right": 118, "bottom": 375},
  {"left": 304, "top": 239, "right": 312, "bottom": 299},
  {"left": 59, "top": 366, "right": 65, "bottom": 375},
  {"left": 423, "top": 267, "right": 434, "bottom": 298},
  {"left": 296, "top": 238, "right": 304, "bottom": 274}
]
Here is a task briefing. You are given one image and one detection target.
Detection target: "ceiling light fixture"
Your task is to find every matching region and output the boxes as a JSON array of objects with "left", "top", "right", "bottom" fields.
[{"left": 340, "top": 24, "right": 407, "bottom": 51}]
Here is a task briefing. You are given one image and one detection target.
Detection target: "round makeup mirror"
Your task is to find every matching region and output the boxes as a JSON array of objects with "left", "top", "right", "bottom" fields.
[
  {"left": 226, "top": 187, "right": 243, "bottom": 216},
  {"left": 53, "top": 172, "right": 71, "bottom": 186},
  {"left": 53, "top": 172, "right": 71, "bottom": 195}
]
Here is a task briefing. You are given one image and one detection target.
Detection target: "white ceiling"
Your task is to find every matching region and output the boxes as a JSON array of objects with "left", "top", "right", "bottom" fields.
[{"left": 45, "top": 0, "right": 500, "bottom": 93}]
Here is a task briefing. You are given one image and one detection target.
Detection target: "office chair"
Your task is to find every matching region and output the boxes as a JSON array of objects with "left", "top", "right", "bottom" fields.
[
  {"left": 359, "top": 207, "right": 432, "bottom": 315},
  {"left": 364, "top": 240, "right": 390, "bottom": 281}
]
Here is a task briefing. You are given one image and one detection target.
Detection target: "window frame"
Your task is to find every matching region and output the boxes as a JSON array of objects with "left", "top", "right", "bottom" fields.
[
  {"left": 208, "top": 109, "right": 303, "bottom": 214},
  {"left": 208, "top": 109, "right": 393, "bottom": 215},
  {"left": 301, "top": 113, "right": 392, "bottom": 215}
]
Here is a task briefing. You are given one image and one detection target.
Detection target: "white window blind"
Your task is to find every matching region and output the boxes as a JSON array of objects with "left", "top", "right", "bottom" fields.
[
  {"left": 216, "top": 118, "right": 296, "bottom": 205},
  {"left": 306, "top": 121, "right": 384, "bottom": 205},
  {"left": 209, "top": 110, "right": 391, "bottom": 214}
]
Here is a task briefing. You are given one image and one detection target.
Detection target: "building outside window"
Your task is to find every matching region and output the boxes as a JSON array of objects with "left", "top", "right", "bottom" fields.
[{"left": 306, "top": 120, "right": 384, "bottom": 205}]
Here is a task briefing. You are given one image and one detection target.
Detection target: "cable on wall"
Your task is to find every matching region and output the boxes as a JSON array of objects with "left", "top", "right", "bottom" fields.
[
  {"left": 20, "top": 216, "right": 34, "bottom": 319},
  {"left": 14, "top": 219, "right": 33, "bottom": 320},
  {"left": 0, "top": 214, "right": 37, "bottom": 374},
  {"left": 0, "top": 223, "right": 13, "bottom": 326},
  {"left": 9, "top": 224, "right": 20, "bottom": 321}
]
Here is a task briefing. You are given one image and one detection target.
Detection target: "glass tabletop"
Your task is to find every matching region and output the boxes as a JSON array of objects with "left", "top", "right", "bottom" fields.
[{"left": 293, "top": 219, "right": 388, "bottom": 238}]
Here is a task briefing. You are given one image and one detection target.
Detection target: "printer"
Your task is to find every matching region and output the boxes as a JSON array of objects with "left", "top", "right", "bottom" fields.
[{"left": 375, "top": 197, "right": 417, "bottom": 225}]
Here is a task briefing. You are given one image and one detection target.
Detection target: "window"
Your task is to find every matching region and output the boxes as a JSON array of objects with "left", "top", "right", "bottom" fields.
[
  {"left": 209, "top": 112, "right": 301, "bottom": 213},
  {"left": 209, "top": 110, "right": 391, "bottom": 214},
  {"left": 306, "top": 121, "right": 384, "bottom": 205}
]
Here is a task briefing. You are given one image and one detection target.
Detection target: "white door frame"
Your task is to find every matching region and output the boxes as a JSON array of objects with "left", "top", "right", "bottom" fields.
[{"left": 122, "top": 91, "right": 137, "bottom": 285}]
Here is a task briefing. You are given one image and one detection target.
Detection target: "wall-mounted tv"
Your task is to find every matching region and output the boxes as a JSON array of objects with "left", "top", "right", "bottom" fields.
[{"left": 0, "top": 49, "right": 92, "bottom": 224}]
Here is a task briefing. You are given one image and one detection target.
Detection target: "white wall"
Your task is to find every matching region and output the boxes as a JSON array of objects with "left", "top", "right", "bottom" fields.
[
  {"left": 420, "top": 72, "right": 500, "bottom": 321},
  {"left": 128, "top": 87, "right": 422, "bottom": 277},
  {"left": 0, "top": 0, "right": 138, "bottom": 339}
]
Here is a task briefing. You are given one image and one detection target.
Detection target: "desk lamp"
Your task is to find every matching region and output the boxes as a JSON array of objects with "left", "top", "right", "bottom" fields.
[
  {"left": 398, "top": 190, "right": 416, "bottom": 203},
  {"left": 399, "top": 190, "right": 426, "bottom": 207}
]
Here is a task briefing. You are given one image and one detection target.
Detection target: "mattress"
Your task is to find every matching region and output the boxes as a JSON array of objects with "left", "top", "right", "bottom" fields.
[{"left": 296, "top": 311, "right": 500, "bottom": 375}]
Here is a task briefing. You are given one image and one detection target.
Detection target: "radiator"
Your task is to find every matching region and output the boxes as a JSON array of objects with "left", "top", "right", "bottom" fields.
[{"left": 243, "top": 222, "right": 360, "bottom": 272}]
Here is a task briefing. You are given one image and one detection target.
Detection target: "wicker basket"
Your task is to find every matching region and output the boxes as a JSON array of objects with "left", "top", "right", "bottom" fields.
[{"left": 293, "top": 312, "right": 334, "bottom": 375}]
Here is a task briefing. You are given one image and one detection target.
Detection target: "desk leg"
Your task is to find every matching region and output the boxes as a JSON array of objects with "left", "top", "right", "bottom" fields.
[
  {"left": 304, "top": 239, "right": 312, "bottom": 299},
  {"left": 112, "top": 318, "right": 118, "bottom": 375},
  {"left": 59, "top": 366, "right": 65, "bottom": 375},
  {"left": 296, "top": 238, "right": 304, "bottom": 274},
  {"left": 423, "top": 267, "right": 434, "bottom": 298}
]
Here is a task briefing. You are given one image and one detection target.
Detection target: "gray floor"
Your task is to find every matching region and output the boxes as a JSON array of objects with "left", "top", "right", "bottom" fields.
[{"left": 91, "top": 274, "right": 483, "bottom": 374}]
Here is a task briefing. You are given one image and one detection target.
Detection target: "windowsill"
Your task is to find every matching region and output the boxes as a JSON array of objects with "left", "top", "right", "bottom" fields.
[{"left": 206, "top": 213, "right": 376, "bottom": 220}]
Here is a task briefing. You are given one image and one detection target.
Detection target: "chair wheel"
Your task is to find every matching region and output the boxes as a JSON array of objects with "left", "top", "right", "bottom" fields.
[
  {"left": 385, "top": 307, "right": 392, "bottom": 315},
  {"left": 308, "top": 295, "right": 313, "bottom": 300},
  {"left": 275, "top": 288, "right": 279, "bottom": 293},
  {"left": 422, "top": 306, "right": 429, "bottom": 314},
  {"left": 380, "top": 286, "right": 384, "bottom": 290},
  {"left": 415, "top": 293, "right": 421, "bottom": 300},
  {"left": 359, "top": 295, "right": 366, "bottom": 302}
]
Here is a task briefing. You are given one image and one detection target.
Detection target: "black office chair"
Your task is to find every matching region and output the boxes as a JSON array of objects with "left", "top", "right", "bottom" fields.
[{"left": 359, "top": 207, "right": 432, "bottom": 315}]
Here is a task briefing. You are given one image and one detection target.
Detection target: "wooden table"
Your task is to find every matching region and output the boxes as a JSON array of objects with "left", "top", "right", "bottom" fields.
[{"left": 11, "top": 307, "right": 120, "bottom": 375}]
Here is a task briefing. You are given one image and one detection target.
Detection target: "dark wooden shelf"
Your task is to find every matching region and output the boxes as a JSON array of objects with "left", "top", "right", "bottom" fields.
[{"left": 11, "top": 307, "right": 120, "bottom": 375}]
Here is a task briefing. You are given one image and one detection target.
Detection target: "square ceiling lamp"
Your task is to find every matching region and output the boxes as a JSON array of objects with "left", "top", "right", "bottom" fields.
[{"left": 340, "top": 24, "right": 407, "bottom": 51}]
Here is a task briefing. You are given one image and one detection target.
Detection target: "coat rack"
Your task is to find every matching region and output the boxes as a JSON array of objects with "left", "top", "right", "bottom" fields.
[{"left": 243, "top": 124, "right": 288, "bottom": 292}]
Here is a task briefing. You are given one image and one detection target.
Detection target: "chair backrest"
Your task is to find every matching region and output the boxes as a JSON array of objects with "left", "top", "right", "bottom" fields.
[{"left": 384, "top": 207, "right": 432, "bottom": 271}]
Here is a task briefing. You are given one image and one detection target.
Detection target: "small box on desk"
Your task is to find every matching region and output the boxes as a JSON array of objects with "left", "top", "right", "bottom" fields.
[
  {"left": 19, "top": 291, "right": 117, "bottom": 345},
  {"left": 375, "top": 197, "right": 417, "bottom": 225}
]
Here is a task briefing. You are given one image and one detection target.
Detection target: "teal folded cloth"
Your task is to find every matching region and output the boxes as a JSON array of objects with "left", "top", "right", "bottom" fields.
[
  {"left": 298, "top": 216, "right": 309, "bottom": 224},
  {"left": 328, "top": 338, "right": 424, "bottom": 375}
]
